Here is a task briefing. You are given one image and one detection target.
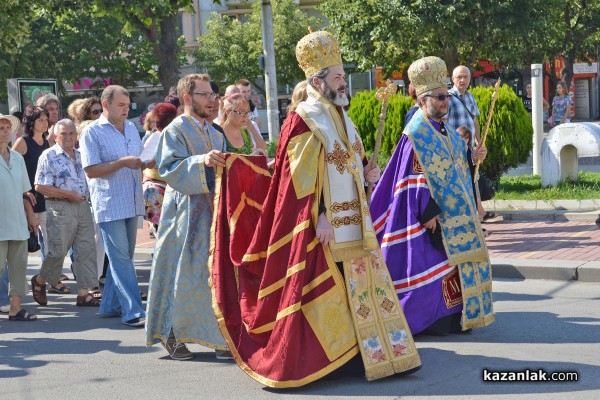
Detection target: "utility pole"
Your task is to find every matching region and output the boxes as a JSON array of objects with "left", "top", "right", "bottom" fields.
[
  {"left": 532, "top": 64, "right": 543, "bottom": 175},
  {"left": 261, "top": 0, "right": 280, "bottom": 141}
]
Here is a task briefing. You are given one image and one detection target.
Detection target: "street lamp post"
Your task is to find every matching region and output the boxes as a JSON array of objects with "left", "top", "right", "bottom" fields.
[
  {"left": 532, "top": 64, "right": 543, "bottom": 175},
  {"left": 261, "top": 0, "right": 280, "bottom": 141}
]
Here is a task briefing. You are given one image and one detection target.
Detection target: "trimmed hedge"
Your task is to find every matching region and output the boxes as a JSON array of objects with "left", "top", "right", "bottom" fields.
[
  {"left": 472, "top": 85, "right": 533, "bottom": 183},
  {"left": 348, "top": 85, "right": 533, "bottom": 182}
]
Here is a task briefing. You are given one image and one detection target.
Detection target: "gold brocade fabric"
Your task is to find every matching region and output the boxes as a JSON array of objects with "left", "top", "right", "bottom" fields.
[{"left": 344, "top": 251, "right": 421, "bottom": 380}]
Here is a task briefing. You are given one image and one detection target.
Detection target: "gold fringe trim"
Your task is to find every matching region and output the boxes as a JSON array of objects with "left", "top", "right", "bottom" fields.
[
  {"left": 365, "top": 363, "right": 395, "bottom": 382},
  {"left": 392, "top": 353, "right": 422, "bottom": 374}
]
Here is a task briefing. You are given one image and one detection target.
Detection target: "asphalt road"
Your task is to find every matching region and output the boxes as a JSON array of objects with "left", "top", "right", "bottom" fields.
[{"left": 1, "top": 271, "right": 599, "bottom": 400}]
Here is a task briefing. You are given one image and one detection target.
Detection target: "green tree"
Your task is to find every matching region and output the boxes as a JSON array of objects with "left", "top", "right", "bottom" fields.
[
  {"left": 193, "top": 0, "right": 322, "bottom": 93},
  {"left": 0, "top": 9, "right": 161, "bottom": 99},
  {"left": 320, "top": 0, "right": 549, "bottom": 77},
  {"left": 540, "top": 0, "right": 600, "bottom": 95},
  {"left": 91, "top": 0, "right": 193, "bottom": 96}
]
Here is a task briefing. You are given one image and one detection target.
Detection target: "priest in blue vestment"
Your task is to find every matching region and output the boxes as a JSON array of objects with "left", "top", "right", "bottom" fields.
[{"left": 370, "top": 56, "right": 495, "bottom": 335}]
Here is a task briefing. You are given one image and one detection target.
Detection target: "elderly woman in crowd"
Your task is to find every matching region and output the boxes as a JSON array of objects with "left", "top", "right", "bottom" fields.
[
  {"left": 142, "top": 103, "right": 177, "bottom": 235},
  {"left": 0, "top": 113, "right": 39, "bottom": 321},
  {"left": 67, "top": 98, "right": 87, "bottom": 127},
  {"left": 220, "top": 93, "right": 267, "bottom": 154}
]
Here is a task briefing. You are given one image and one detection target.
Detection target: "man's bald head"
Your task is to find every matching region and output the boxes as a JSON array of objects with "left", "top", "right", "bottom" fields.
[{"left": 452, "top": 65, "right": 471, "bottom": 94}]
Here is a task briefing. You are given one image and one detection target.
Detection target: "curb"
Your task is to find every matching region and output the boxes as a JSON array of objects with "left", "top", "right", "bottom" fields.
[
  {"left": 491, "top": 258, "right": 600, "bottom": 283},
  {"left": 496, "top": 210, "right": 600, "bottom": 222}
]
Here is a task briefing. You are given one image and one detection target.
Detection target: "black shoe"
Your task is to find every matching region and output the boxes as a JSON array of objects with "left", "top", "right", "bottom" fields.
[
  {"left": 420, "top": 328, "right": 449, "bottom": 336},
  {"left": 123, "top": 317, "right": 146, "bottom": 327}
]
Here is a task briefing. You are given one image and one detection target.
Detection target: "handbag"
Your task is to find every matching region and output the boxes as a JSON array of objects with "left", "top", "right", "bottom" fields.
[
  {"left": 478, "top": 174, "right": 496, "bottom": 201},
  {"left": 27, "top": 231, "right": 41, "bottom": 253}
]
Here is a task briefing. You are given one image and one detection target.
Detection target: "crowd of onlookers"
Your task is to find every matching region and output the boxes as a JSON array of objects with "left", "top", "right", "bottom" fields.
[{"left": 0, "top": 78, "right": 271, "bottom": 324}]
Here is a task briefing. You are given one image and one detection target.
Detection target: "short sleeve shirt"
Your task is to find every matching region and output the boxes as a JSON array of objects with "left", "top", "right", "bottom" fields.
[
  {"left": 447, "top": 86, "right": 480, "bottom": 139},
  {"left": 35, "top": 144, "right": 88, "bottom": 197},
  {"left": 0, "top": 150, "right": 31, "bottom": 240},
  {"left": 79, "top": 115, "right": 144, "bottom": 223}
]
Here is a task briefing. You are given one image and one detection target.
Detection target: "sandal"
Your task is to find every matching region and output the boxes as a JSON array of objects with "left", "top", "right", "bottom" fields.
[
  {"left": 89, "top": 288, "right": 102, "bottom": 299},
  {"left": 76, "top": 293, "right": 101, "bottom": 307},
  {"left": 9, "top": 308, "right": 37, "bottom": 321},
  {"left": 59, "top": 274, "right": 72, "bottom": 281},
  {"left": 31, "top": 275, "right": 48, "bottom": 306},
  {"left": 48, "top": 283, "right": 72, "bottom": 294}
]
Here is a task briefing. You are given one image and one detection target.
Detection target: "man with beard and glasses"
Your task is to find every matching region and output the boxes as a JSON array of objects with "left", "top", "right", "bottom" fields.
[
  {"left": 370, "top": 57, "right": 494, "bottom": 337},
  {"left": 144, "top": 74, "right": 231, "bottom": 361},
  {"left": 210, "top": 31, "right": 421, "bottom": 387}
]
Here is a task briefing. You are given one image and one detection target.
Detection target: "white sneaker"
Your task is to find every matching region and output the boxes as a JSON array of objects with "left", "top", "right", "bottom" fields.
[{"left": 0, "top": 305, "right": 9, "bottom": 313}]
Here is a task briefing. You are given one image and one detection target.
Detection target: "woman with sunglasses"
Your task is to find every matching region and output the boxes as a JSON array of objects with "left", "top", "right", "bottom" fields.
[
  {"left": 81, "top": 96, "right": 103, "bottom": 122},
  {"left": 220, "top": 93, "right": 267, "bottom": 154}
]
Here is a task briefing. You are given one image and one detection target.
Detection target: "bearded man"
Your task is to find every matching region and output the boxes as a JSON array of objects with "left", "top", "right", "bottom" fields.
[
  {"left": 144, "top": 74, "right": 231, "bottom": 360},
  {"left": 210, "top": 31, "right": 421, "bottom": 388},
  {"left": 370, "top": 57, "right": 495, "bottom": 336}
]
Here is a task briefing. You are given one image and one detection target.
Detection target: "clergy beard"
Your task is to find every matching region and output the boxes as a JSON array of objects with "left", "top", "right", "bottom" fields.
[
  {"left": 323, "top": 81, "right": 349, "bottom": 107},
  {"left": 425, "top": 101, "right": 446, "bottom": 121}
]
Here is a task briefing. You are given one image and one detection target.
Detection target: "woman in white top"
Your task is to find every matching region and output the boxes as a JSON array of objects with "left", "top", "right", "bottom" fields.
[{"left": 0, "top": 113, "right": 39, "bottom": 321}]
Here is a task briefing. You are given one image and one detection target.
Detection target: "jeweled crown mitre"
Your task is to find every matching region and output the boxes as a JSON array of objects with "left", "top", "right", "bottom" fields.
[
  {"left": 408, "top": 56, "right": 448, "bottom": 96},
  {"left": 296, "top": 31, "right": 343, "bottom": 78}
]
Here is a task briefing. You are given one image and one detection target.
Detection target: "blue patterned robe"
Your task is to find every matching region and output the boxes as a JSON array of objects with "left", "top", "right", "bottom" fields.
[
  {"left": 145, "top": 115, "right": 227, "bottom": 349},
  {"left": 371, "top": 109, "right": 494, "bottom": 333}
]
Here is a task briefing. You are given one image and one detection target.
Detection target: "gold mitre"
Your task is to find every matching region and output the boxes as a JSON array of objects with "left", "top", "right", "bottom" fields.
[
  {"left": 408, "top": 56, "right": 448, "bottom": 96},
  {"left": 296, "top": 30, "right": 343, "bottom": 78}
]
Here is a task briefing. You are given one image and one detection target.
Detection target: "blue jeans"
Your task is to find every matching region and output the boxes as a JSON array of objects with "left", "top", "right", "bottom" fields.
[
  {"left": 98, "top": 217, "right": 144, "bottom": 323},
  {"left": 0, "top": 264, "right": 8, "bottom": 307}
]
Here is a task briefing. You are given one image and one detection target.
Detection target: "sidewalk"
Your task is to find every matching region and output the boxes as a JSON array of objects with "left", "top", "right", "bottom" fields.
[{"left": 133, "top": 205, "right": 600, "bottom": 282}]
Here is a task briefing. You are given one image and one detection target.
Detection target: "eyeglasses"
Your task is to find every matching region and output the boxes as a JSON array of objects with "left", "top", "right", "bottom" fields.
[
  {"left": 424, "top": 94, "right": 451, "bottom": 101},
  {"left": 192, "top": 92, "right": 218, "bottom": 100},
  {"left": 232, "top": 109, "right": 251, "bottom": 117},
  {"left": 91, "top": 109, "right": 102, "bottom": 116}
]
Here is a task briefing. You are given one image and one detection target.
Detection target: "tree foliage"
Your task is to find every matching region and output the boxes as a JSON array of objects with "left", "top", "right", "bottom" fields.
[
  {"left": 348, "top": 92, "right": 414, "bottom": 159},
  {"left": 540, "top": 0, "right": 600, "bottom": 94},
  {"left": 91, "top": 0, "right": 193, "bottom": 95},
  {"left": 193, "top": 0, "right": 322, "bottom": 93},
  {"left": 320, "top": 0, "right": 549, "bottom": 76},
  {"left": 0, "top": 8, "right": 161, "bottom": 99}
]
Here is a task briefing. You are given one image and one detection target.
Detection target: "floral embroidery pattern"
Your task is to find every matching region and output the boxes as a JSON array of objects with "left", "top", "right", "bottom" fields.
[
  {"left": 352, "top": 258, "right": 366, "bottom": 275},
  {"left": 330, "top": 200, "right": 361, "bottom": 213},
  {"left": 412, "top": 156, "right": 423, "bottom": 173},
  {"left": 352, "top": 137, "right": 363, "bottom": 155},
  {"left": 325, "top": 140, "right": 350, "bottom": 174},
  {"left": 388, "top": 330, "right": 410, "bottom": 356},
  {"left": 331, "top": 214, "right": 362, "bottom": 228},
  {"left": 363, "top": 336, "right": 386, "bottom": 364}
]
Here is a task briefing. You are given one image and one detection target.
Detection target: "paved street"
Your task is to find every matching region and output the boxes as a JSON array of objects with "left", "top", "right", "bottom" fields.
[
  {"left": 2, "top": 218, "right": 600, "bottom": 399},
  {"left": 1, "top": 270, "right": 598, "bottom": 400}
]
